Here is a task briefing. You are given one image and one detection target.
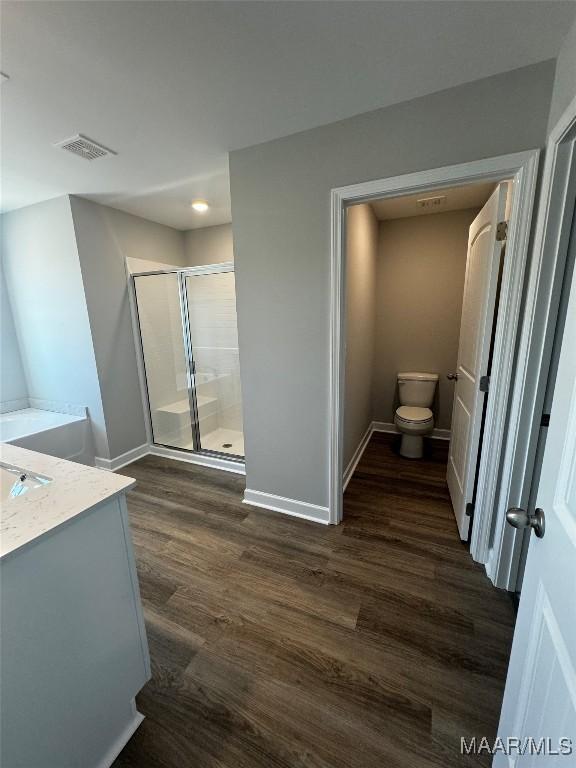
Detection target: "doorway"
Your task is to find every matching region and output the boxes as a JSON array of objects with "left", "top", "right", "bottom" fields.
[
  {"left": 329, "top": 151, "right": 540, "bottom": 580},
  {"left": 343, "top": 179, "right": 509, "bottom": 544},
  {"left": 132, "top": 262, "right": 245, "bottom": 464}
]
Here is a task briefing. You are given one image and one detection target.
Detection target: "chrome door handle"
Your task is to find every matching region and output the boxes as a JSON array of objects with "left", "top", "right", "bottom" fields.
[
  {"left": 446, "top": 373, "right": 459, "bottom": 380},
  {"left": 506, "top": 507, "right": 546, "bottom": 538}
]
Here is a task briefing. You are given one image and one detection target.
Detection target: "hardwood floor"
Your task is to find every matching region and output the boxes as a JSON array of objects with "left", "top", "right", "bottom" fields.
[{"left": 113, "top": 432, "right": 515, "bottom": 768}]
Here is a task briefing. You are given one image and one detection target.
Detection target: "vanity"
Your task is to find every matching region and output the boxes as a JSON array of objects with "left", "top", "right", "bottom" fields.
[{"left": 0, "top": 444, "right": 150, "bottom": 768}]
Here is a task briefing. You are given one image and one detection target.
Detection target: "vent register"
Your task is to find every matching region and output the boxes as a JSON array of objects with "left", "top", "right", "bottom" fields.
[
  {"left": 54, "top": 134, "right": 116, "bottom": 160},
  {"left": 416, "top": 195, "right": 447, "bottom": 209}
]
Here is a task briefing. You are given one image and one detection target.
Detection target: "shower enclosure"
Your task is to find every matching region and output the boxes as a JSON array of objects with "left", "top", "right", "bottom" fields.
[{"left": 132, "top": 263, "right": 244, "bottom": 461}]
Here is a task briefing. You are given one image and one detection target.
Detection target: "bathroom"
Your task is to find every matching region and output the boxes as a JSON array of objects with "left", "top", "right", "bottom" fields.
[
  {"left": 0, "top": 194, "right": 246, "bottom": 767},
  {"left": 343, "top": 180, "right": 507, "bottom": 534},
  {"left": 1, "top": 196, "right": 244, "bottom": 472},
  {"left": 4, "top": 1, "right": 576, "bottom": 763}
]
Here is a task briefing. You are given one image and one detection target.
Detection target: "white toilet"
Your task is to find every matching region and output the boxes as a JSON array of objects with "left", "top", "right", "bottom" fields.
[{"left": 394, "top": 372, "right": 439, "bottom": 458}]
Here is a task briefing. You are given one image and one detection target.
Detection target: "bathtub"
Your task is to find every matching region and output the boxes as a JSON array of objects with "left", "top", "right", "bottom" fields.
[{"left": 0, "top": 408, "right": 94, "bottom": 465}]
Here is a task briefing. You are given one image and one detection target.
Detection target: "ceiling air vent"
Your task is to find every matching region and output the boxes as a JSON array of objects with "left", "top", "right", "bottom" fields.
[
  {"left": 417, "top": 195, "right": 447, "bottom": 210},
  {"left": 54, "top": 134, "right": 116, "bottom": 161}
]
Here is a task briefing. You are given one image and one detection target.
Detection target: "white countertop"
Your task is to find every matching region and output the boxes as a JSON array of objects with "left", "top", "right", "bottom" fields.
[{"left": 0, "top": 444, "right": 135, "bottom": 560}]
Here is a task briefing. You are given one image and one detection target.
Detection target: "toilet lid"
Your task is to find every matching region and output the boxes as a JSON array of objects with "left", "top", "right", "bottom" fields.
[{"left": 396, "top": 406, "right": 433, "bottom": 423}]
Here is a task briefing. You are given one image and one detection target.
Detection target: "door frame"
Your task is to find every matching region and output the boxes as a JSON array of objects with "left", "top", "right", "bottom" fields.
[
  {"left": 495, "top": 97, "right": 576, "bottom": 758},
  {"left": 487, "top": 97, "right": 576, "bottom": 589},
  {"left": 328, "top": 150, "right": 539, "bottom": 575}
]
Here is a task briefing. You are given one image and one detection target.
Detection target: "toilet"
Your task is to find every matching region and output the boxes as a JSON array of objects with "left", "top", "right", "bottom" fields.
[{"left": 394, "top": 372, "right": 438, "bottom": 458}]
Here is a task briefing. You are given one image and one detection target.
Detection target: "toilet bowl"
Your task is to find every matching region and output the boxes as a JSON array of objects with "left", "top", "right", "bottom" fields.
[
  {"left": 394, "top": 405, "right": 434, "bottom": 458},
  {"left": 394, "top": 372, "right": 438, "bottom": 458}
]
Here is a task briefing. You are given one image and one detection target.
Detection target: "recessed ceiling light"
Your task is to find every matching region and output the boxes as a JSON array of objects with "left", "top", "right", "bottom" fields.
[{"left": 191, "top": 200, "right": 209, "bottom": 213}]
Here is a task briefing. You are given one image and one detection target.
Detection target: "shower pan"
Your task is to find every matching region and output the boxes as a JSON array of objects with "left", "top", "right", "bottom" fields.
[{"left": 132, "top": 263, "right": 244, "bottom": 462}]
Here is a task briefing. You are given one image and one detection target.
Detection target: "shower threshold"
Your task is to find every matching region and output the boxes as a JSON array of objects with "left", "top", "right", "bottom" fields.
[{"left": 150, "top": 438, "right": 245, "bottom": 476}]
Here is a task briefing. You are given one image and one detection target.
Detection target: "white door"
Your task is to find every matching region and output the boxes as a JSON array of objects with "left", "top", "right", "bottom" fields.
[
  {"left": 447, "top": 182, "right": 508, "bottom": 540},
  {"left": 494, "top": 213, "right": 576, "bottom": 766}
]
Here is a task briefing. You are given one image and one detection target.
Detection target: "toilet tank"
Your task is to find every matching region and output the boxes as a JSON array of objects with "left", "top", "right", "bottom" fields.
[{"left": 397, "top": 372, "right": 438, "bottom": 406}]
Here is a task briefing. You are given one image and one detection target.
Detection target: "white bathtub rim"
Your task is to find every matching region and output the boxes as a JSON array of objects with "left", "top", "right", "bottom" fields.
[
  {"left": 0, "top": 398, "right": 30, "bottom": 414},
  {"left": 0, "top": 408, "right": 87, "bottom": 444}
]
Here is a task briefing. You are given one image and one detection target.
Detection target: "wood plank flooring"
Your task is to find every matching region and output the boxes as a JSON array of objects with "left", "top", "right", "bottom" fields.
[{"left": 113, "top": 432, "right": 515, "bottom": 768}]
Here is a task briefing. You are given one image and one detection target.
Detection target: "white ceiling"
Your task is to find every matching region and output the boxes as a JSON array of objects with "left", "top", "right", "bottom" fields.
[
  {"left": 1, "top": 1, "right": 574, "bottom": 230},
  {"left": 369, "top": 181, "right": 496, "bottom": 221}
]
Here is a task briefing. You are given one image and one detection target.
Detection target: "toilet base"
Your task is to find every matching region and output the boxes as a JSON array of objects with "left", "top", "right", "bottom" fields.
[{"left": 399, "top": 434, "right": 424, "bottom": 459}]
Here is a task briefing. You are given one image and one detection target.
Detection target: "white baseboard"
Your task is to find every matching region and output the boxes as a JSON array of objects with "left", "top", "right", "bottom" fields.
[
  {"left": 95, "top": 443, "right": 150, "bottom": 471},
  {"left": 243, "top": 489, "right": 330, "bottom": 525},
  {"left": 372, "top": 421, "right": 451, "bottom": 441},
  {"left": 95, "top": 442, "right": 246, "bottom": 475},
  {"left": 150, "top": 444, "right": 245, "bottom": 475},
  {"left": 96, "top": 701, "right": 144, "bottom": 768},
  {"left": 343, "top": 420, "right": 452, "bottom": 491},
  {"left": 432, "top": 429, "right": 451, "bottom": 441},
  {"left": 343, "top": 422, "right": 373, "bottom": 491}
]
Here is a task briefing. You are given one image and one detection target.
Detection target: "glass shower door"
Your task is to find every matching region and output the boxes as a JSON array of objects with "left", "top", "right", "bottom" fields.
[
  {"left": 184, "top": 268, "right": 244, "bottom": 458},
  {"left": 133, "top": 273, "right": 196, "bottom": 450}
]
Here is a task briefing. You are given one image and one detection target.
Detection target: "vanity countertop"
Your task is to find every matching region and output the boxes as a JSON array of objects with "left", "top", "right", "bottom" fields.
[{"left": 0, "top": 444, "right": 135, "bottom": 560}]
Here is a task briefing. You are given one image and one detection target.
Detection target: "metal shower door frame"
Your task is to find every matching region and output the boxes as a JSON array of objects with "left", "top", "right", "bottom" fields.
[
  {"left": 132, "top": 261, "right": 243, "bottom": 463},
  {"left": 177, "top": 269, "right": 202, "bottom": 454}
]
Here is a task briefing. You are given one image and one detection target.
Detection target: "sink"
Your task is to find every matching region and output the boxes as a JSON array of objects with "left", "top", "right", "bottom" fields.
[{"left": 0, "top": 462, "right": 52, "bottom": 503}]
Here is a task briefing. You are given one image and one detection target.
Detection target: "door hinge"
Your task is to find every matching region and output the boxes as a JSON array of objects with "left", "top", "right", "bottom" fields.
[
  {"left": 541, "top": 413, "right": 550, "bottom": 427},
  {"left": 466, "top": 502, "right": 474, "bottom": 517},
  {"left": 479, "top": 375, "right": 490, "bottom": 392},
  {"left": 496, "top": 220, "right": 508, "bottom": 241}
]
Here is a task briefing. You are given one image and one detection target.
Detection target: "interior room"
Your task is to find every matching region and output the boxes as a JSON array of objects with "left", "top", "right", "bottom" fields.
[
  {"left": 343, "top": 180, "right": 505, "bottom": 541},
  {"left": 1, "top": 195, "right": 243, "bottom": 468},
  {"left": 1, "top": 2, "right": 576, "bottom": 768},
  {"left": 345, "top": 184, "right": 491, "bottom": 456}
]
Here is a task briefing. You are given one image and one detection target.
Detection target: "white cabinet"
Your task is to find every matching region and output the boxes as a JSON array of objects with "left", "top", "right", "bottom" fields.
[{"left": 1, "top": 493, "right": 150, "bottom": 768}]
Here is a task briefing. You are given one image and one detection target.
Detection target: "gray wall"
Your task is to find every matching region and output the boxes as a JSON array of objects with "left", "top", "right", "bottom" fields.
[
  {"left": 1, "top": 197, "right": 108, "bottom": 456},
  {"left": 76, "top": 201, "right": 186, "bottom": 267},
  {"left": 343, "top": 204, "right": 378, "bottom": 468},
  {"left": 548, "top": 14, "right": 576, "bottom": 132},
  {"left": 229, "top": 61, "right": 554, "bottom": 509},
  {"left": 373, "top": 208, "right": 479, "bottom": 430},
  {"left": 184, "top": 223, "right": 234, "bottom": 266},
  {"left": 70, "top": 197, "right": 186, "bottom": 459},
  {"left": 0, "top": 265, "right": 28, "bottom": 407}
]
